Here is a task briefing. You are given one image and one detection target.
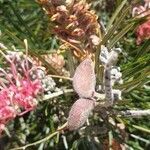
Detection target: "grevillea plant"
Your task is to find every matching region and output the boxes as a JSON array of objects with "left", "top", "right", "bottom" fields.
[
  {"left": 0, "top": 50, "right": 43, "bottom": 134},
  {"left": 1, "top": 0, "right": 150, "bottom": 149}
]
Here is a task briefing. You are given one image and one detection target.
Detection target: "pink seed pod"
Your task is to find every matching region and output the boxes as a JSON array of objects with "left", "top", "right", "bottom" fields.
[
  {"left": 73, "top": 58, "right": 96, "bottom": 98},
  {"left": 67, "top": 98, "right": 95, "bottom": 131}
]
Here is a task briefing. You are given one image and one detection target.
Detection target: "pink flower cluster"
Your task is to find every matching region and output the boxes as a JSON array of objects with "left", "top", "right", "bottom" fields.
[
  {"left": 136, "top": 20, "right": 150, "bottom": 45},
  {"left": 0, "top": 51, "right": 43, "bottom": 134},
  {"left": 132, "top": 0, "right": 150, "bottom": 45}
]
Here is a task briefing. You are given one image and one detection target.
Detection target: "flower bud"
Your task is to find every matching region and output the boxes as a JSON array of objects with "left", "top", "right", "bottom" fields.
[
  {"left": 67, "top": 98, "right": 95, "bottom": 131},
  {"left": 73, "top": 58, "right": 96, "bottom": 98}
]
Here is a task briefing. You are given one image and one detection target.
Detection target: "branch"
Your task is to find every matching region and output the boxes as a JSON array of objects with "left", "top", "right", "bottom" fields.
[
  {"left": 41, "top": 89, "right": 74, "bottom": 101},
  {"left": 0, "top": 43, "right": 8, "bottom": 50},
  {"left": 10, "top": 123, "right": 68, "bottom": 150},
  {"left": 49, "top": 75, "right": 72, "bottom": 81},
  {"left": 41, "top": 89, "right": 105, "bottom": 102},
  {"left": 10, "top": 131, "right": 59, "bottom": 150},
  {"left": 117, "top": 109, "right": 150, "bottom": 117}
]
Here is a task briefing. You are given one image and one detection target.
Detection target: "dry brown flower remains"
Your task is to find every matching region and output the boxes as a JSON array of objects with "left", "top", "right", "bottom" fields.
[{"left": 37, "top": 0, "right": 101, "bottom": 59}]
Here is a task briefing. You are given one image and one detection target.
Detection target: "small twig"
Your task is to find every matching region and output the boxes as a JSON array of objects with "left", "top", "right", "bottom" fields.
[
  {"left": 41, "top": 89, "right": 74, "bottom": 101},
  {"left": 41, "top": 89, "right": 105, "bottom": 102},
  {"left": 117, "top": 109, "right": 150, "bottom": 117},
  {"left": 132, "top": 124, "right": 150, "bottom": 134},
  {"left": 130, "top": 134, "right": 150, "bottom": 144},
  {"left": 62, "top": 135, "right": 69, "bottom": 150},
  {"left": 66, "top": 50, "right": 75, "bottom": 77},
  {"left": 10, "top": 123, "right": 68, "bottom": 150},
  {"left": 49, "top": 74, "right": 72, "bottom": 81},
  {"left": 60, "top": 38, "right": 84, "bottom": 56},
  {"left": 0, "top": 43, "right": 8, "bottom": 50},
  {"left": 99, "top": 20, "right": 106, "bottom": 34},
  {"left": 10, "top": 131, "right": 59, "bottom": 150}
]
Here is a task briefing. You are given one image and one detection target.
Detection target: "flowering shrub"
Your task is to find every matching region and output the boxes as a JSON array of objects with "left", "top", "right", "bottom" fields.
[{"left": 0, "top": 0, "right": 150, "bottom": 149}]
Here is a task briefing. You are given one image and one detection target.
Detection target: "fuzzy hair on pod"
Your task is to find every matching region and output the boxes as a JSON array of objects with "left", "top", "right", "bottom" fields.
[
  {"left": 67, "top": 98, "right": 95, "bottom": 131},
  {"left": 73, "top": 58, "right": 96, "bottom": 98}
]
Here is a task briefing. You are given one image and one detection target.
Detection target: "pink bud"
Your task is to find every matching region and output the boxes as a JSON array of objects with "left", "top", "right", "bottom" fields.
[
  {"left": 67, "top": 98, "right": 95, "bottom": 131},
  {"left": 73, "top": 58, "right": 96, "bottom": 98}
]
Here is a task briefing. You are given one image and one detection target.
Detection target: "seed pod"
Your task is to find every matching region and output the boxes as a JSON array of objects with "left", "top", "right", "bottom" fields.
[
  {"left": 73, "top": 58, "right": 96, "bottom": 98},
  {"left": 67, "top": 98, "right": 95, "bottom": 131}
]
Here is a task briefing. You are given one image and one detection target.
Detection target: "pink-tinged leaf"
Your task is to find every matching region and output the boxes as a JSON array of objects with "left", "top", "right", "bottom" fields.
[
  {"left": 73, "top": 58, "right": 96, "bottom": 98},
  {"left": 67, "top": 98, "right": 95, "bottom": 131}
]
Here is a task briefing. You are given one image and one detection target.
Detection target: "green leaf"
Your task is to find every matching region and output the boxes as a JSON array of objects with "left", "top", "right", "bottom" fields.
[
  {"left": 108, "top": 23, "right": 135, "bottom": 49},
  {"left": 106, "top": 0, "right": 128, "bottom": 31},
  {"left": 132, "top": 125, "right": 150, "bottom": 134}
]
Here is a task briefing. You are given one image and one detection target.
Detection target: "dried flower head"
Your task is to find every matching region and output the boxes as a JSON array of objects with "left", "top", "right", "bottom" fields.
[
  {"left": 37, "top": 0, "right": 101, "bottom": 58},
  {"left": 31, "top": 53, "right": 66, "bottom": 75},
  {"left": 67, "top": 98, "right": 95, "bottom": 131},
  {"left": 73, "top": 58, "right": 96, "bottom": 98}
]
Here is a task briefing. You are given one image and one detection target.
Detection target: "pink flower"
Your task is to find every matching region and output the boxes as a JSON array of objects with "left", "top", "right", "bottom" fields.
[
  {"left": 136, "top": 20, "right": 150, "bottom": 45},
  {"left": 0, "top": 50, "right": 43, "bottom": 134},
  {"left": 13, "top": 79, "right": 41, "bottom": 111},
  {"left": 0, "top": 89, "right": 10, "bottom": 108},
  {"left": 132, "top": 1, "right": 150, "bottom": 45},
  {"left": 0, "top": 106, "right": 16, "bottom": 134},
  {"left": 0, "top": 106, "right": 16, "bottom": 122},
  {"left": 132, "top": 1, "right": 150, "bottom": 18}
]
